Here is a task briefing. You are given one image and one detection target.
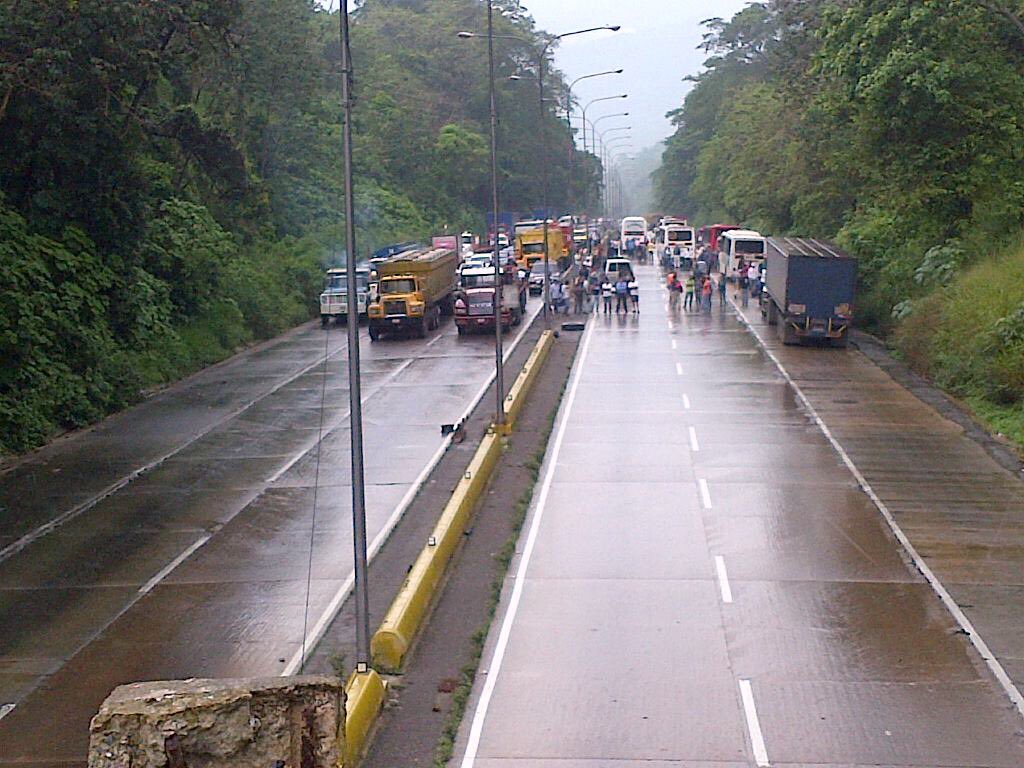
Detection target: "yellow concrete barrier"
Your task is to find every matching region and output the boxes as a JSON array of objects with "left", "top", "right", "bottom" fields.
[
  {"left": 343, "top": 669, "right": 386, "bottom": 768},
  {"left": 371, "top": 428, "right": 502, "bottom": 670},
  {"left": 503, "top": 330, "right": 554, "bottom": 431}
]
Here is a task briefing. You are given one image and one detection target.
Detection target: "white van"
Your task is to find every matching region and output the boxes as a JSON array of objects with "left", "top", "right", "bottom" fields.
[
  {"left": 603, "top": 258, "right": 634, "bottom": 284},
  {"left": 719, "top": 229, "right": 766, "bottom": 278}
]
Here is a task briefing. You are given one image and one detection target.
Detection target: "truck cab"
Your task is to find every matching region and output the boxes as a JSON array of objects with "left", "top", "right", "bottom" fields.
[
  {"left": 515, "top": 227, "right": 563, "bottom": 272},
  {"left": 320, "top": 266, "right": 370, "bottom": 326},
  {"left": 453, "top": 265, "right": 525, "bottom": 334}
]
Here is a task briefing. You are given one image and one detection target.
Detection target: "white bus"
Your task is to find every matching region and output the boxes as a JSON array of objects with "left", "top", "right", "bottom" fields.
[
  {"left": 656, "top": 224, "right": 696, "bottom": 268},
  {"left": 719, "top": 229, "right": 767, "bottom": 278},
  {"left": 620, "top": 216, "right": 647, "bottom": 247}
]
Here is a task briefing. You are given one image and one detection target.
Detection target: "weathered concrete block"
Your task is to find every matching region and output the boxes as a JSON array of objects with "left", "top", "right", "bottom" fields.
[{"left": 88, "top": 676, "right": 345, "bottom": 768}]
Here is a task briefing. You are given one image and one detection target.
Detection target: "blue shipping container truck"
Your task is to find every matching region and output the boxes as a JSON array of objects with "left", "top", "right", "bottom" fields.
[{"left": 762, "top": 237, "right": 857, "bottom": 347}]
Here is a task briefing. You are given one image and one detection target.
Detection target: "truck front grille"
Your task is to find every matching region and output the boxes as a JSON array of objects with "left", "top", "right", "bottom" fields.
[{"left": 384, "top": 300, "right": 406, "bottom": 316}]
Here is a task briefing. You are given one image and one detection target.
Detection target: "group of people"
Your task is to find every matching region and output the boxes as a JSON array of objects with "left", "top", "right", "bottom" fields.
[
  {"left": 665, "top": 271, "right": 726, "bottom": 313},
  {"left": 548, "top": 268, "right": 639, "bottom": 315},
  {"left": 736, "top": 261, "right": 764, "bottom": 308}
]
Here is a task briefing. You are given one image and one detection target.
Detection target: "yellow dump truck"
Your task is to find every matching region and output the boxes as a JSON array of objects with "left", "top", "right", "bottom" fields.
[
  {"left": 367, "top": 247, "right": 459, "bottom": 340},
  {"left": 515, "top": 226, "right": 563, "bottom": 272}
]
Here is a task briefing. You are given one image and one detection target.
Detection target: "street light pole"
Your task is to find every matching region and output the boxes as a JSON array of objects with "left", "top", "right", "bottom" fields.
[
  {"left": 579, "top": 93, "right": 626, "bottom": 242},
  {"left": 486, "top": 1, "right": 505, "bottom": 429},
  {"left": 338, "top": 2, "right": 370, "bottom": 673}
]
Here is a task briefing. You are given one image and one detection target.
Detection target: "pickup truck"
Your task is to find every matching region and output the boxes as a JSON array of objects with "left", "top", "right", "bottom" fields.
[{"left": 762, "top": 237, "right": 857, "bottom": 347}]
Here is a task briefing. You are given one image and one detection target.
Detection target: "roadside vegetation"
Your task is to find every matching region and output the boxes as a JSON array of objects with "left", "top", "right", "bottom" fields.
[
  {"left": 654, "top": 0, "right": 1024, "bottom": 450},
  {"left": 0, "top": 0, "right": 599, "bottom": 455}
]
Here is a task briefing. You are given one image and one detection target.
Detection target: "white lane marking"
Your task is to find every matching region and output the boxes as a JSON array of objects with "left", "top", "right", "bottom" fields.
[
  {"left": 688, "top": 426, "right": 700, "bottom": 452},
  {"left": 714, "top": 555, "right": 733, "bottom": 604},
  {"left": 265, "top": 357, "right": 416, "bottom": 485},
  {"left": 0, "top": 328, "right": 353, "bottom": 565},
  {"left": 683, "top": 394, "right": 692, "bottom": 410},
  {"left": 676, "top": 362, "right": 683, "bottom": 376},
  {"left": 698, "top": 478, "right": 713, "bottom": 509},
  {"left": 283, "top": 301, "right": 542, "bottom": 676},
  {"left": 739, "top": 679, "right": 770, "bottom": 766},
  {"left": 0, "top": 703, "right": 14, "bottom": 721},
  {"left": 671, "top": 339, "right": 677, "bottom": 350},
  {"left": 732, "top": 301, "right": 1024, "bottom": 721},
  {"left": 138, "top": 535, "right": 211, "bottom": 595},
  {"left": 460, "top": 317, "right": 597, "bottom": 768}
]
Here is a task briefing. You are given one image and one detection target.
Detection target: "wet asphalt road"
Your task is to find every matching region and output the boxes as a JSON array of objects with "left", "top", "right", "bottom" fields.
[
  {"left": 0, "top": 302, "right": 539, "bottom": 764},
  {"left": 454, "top": 265, "right": 1024, "bottom": 768}
]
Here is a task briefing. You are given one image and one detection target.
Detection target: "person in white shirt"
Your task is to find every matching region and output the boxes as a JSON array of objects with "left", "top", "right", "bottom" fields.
[
  {"left": 748, "top": 263, "right": 760, "bottom": 300},
  {"left": 628, "top": 279, "right": 640, "bottom": 313},
  {"left": 601, "top": 279, "right": 614, "bottom": 314}
]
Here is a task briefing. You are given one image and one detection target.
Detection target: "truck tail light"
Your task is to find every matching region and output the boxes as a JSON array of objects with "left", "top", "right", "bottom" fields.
[
  {"left": 834, "top": 303, "right": 851, "bottom": 318},
  {"left": 788, "top": 303, "right": 806, "bottom": 314}
]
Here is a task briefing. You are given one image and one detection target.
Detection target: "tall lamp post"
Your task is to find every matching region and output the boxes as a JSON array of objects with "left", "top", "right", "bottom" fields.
[
  {"left": 338, "top": 2, "right": 370, "bottom": 674},
  {"left": 578, "top": 94, "right": 627, "bottom": 245},
  {"left": 462, "top": 33, "right": 620, "bottom": 329},
  {"left": 484, "top": 2, "right": 505, "bottom": 429}
]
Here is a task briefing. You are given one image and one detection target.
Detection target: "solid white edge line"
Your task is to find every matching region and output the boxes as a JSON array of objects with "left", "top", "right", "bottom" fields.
[
  {"left": 688, "top": 426, "right": 700, "bottom": 452},
  {"left": 732, "top": 301, "right": 1024, "bottom": 721},
  {"left": 739, "top": 679, "right": 770, "bottom": 767},
  {"left": 683, "top": 393, "right": 691, "bottom": 410},
  {"left": 0, "top": 703, "right": 14, "bottom": 722},
  {"left": 138, "top": 535, "right": 211, "bottom": 595},
  {"left": 459, "top": 317, "right": 597, "bottom": 768},
  {"left": 698, "top": 478, "right": 712, "bottom": 509},
  {"left": 282, "top": 301, "right": 541, "bottom": 676},
  {"left": 676, "top": 361, "right": 683, "bottom": 376},
  {"left": 714, "top": 555, "right": 733, "bottom": 604}
]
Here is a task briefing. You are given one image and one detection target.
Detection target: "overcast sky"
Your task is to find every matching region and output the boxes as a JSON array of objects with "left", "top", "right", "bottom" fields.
[{"left": 525, "top": 0, "right": 750, "bottom": 153}]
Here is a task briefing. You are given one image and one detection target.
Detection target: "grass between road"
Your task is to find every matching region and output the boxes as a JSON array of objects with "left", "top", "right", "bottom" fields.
[{"left": 432, "top": 387, "right": 564, "bottom": 767}]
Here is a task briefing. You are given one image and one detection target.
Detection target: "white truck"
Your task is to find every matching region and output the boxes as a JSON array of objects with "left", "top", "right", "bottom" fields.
[{"left": 320, "top": 266, "right": 371, "bottom": 326}]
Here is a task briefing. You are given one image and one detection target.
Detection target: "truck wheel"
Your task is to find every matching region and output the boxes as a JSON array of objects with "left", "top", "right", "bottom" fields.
[
  {"left": 830, "top": 333, "right": 849, "bottom": 349},
  {"left": 778, "top": 320, "right": 799, "bottom": 345},
  {"left": 416, "top": 319, "right": 427, "bottom": 339},
  {"left": 368, "top": 325, "right": 380, "bottom": 342},
  {"left": 321, "top": 315, "right": 330, "bottom": 328},
  {"left": 767, "top": 301, "right": 779, "bottom": 326},
  {"left": 456, "top": 324, "right": 466, "bottom": 336}
]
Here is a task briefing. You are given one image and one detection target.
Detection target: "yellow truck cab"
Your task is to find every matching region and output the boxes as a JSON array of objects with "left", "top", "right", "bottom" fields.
[
  {"left": 515, "top": 226, "right": 563, "bottom": 272},
  {"left": 367, "top": 247, "right": 459, "bottom": 340}
]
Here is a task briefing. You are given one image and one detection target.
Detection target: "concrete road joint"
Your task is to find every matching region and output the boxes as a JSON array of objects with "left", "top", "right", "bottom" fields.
[
  {"left": 731, "top": 299, "right": 1024, "bottom": 722},
  {"left": 283, "top": 303, "right": 543, "bottom": 677},
  {"left": 0, "top": 330, "right": 355, "bottom": 565},
  {"left": 459, "top": 318, "right": 597, "bottom": 768}
]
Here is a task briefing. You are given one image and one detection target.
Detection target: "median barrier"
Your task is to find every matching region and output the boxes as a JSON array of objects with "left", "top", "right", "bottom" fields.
[
  {"left": 344, "top": 669, "right": 387, "bottom": 767},
  {"left": 371, "top": 428, "right": 502, "bottom": 671},
  {"left": 502, "top": 329, "right": 553, "bottom": 431}
]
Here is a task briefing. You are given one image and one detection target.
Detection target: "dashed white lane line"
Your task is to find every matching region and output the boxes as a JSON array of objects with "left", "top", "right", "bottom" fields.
[
  {"left": 688, "top": 426, "right": 700, "bottom": 452},
  {"left": 698, "top": 478, "right": 713, "bottom": 509},
  {"left": 676, "top": 362, "right": 683, "bottom": 376},
  {"left": 671, "top": 339, "right": 677, "bottom": 350},
  {"left": 731, "top": 300, "right": 1024, "bottom": 721},
  {"left": 714, "top": 555, "right": 733, "bottom": 604},
  {"left": 138, "top": 535, "right": 211, "bottom": 595},
  {"left": 739, "top": 679, "right": 770, "bottom": 766},
  {"left": 683, "top": 393, "right": 691, "bottom": 410}
]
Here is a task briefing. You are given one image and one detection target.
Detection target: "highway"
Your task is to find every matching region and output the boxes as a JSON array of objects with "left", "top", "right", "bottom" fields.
[
  {"left": 0, "top": 300, "right": 540, "bottom": 765},
  {"left": 454, "top": 264, "right": 1024, "bottom": 768}
]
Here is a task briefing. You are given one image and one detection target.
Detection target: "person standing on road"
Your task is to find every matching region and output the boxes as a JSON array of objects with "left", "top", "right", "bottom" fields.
[
  {"left": 684, "top": 273, "right": 696, "bottom": 311},
  {"left": 572, "top": 276, "right": 586, "bottom": 314},
  {"left": 589, "top": 273, "right": 601, "bottom": 313},
  {"left": 701, "top": 276, "right": 713, "bottom": 313},
  {"left": 748, "top": 262, "right": 760, "bottom": 300},
  {"left": 718, "top": 274, "right": 727, "bottom": 308},
  {"left": 602, "top": 278, "right": 614, "bottom": 314},
  {"left": 550, "top": 279, "right": 567, "bottom": 314},
  {"left": 739, "top": 263, "right": 750, "bottom": 307},
  {"left": 628, "top": 277, "right": 640, "bottom": 314},
  {"left": 615, "top": 277, "right": 629, "bottom": 314},
  {"left": 667, "top": 272, "right": 681, "bottom": 312}
]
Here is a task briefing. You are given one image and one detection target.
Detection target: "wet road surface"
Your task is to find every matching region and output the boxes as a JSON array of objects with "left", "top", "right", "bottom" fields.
[
  {"left": 0, "top": 303, "right": 539, "bottom": 764},
  {"left": 454, "top": 265, "right": 1024, "bottom": 768}
]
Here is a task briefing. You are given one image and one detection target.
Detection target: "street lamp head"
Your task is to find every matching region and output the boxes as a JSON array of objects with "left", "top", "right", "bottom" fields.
[
  {"left": 613, "top": 69, "right": 624, "bottom": 74},
  {"left": 456, "top": 31, "right": 476, "bottom": 38},
  {"left": 508, "top": 75, "right": 523, "bottom": 81},
  {"left": 608, "top": 25, "right": 622, "bottom": 32}
]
